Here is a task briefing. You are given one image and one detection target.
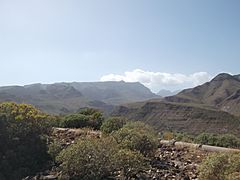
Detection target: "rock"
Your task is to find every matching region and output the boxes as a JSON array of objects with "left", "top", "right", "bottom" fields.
[
  {"left": 184, "top": 175, "right": 190, "bottom": 180},
  {"left": 42, "top": 175, "right": 57, "bottom": 180}
]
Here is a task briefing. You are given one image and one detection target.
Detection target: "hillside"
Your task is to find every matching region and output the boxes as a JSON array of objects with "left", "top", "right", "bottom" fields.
[
  {"left": 112, "top": 100, "right": 240, "bottom": 136},
  {"left": 165, "top": 73, "right": 240, "bottom": 116},
  {"left": 112, "top": 73, "right": 240, "bottom": 136},
  {"left": 0, "top": 81, "right": 157, "bottom": 114}
]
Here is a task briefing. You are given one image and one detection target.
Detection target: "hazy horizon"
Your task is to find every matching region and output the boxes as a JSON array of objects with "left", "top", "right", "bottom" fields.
[{"left": 0, "top": 72, "right": 238, "bottom": 94}]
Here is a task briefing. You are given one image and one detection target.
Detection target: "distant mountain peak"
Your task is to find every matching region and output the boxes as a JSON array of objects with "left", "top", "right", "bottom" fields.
[
  {"left": 234, "top": 74, "right": 240, "bottom": 80},
  {"left": 165, "top": 72, "right": 240, "bottom": 116},
  {"left": 211, "top": 73, "right": 233, "bottom": 81}
]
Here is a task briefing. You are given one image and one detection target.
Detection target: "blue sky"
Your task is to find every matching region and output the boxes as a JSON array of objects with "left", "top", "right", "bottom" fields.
[{"left": 0, "top": 0, "right": 240, "bottom": 92}]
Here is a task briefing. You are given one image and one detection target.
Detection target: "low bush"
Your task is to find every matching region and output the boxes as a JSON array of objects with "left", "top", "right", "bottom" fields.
[
  {"left": 60, "top": 114, "right": 89, "bottom": 128},
  {"left": 112, "top": 149, "right": 149, "bottom": 177},
  {"left": 60, "top": 108, "right": 104, "bottom": 129},
  {"left": 100, "top": 117, "right": 127, "bottom": 134},
  {"left": 195, "top": 133, "right": 240, "bottom": 148},
  {"left": 56, "top": 137, "right": 148, "bottom": 179},
  {"left": 77, "top": 108, "right": 99, "bottom": 116},
  {"left": 174, "top": 132, "right": 194, "bottom": 143},
  {"left": 198, "top": 152, "right": 240, "bottom": 180},
  {"left": 48, "top": 140, "right": 63, "bottom": 160},
  {"left": 171, "top": 132, "right": 240, "bottom": 148},
  {"left": 113, "top": 121, "right": 159, "bottom": 156},
  {"left": 162, "top": 131, "right": 174, "bottom": 140}
]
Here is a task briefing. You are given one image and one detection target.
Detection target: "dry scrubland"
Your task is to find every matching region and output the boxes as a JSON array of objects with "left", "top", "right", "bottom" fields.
[{"left": 0, "top": 102, "right": 240, "bottom": 180}]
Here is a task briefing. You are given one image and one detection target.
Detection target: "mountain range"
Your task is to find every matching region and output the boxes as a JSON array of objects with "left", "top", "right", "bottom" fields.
[
  {"left": 0, "top": 73, "right": 240, "bottom": 136},
  {"left": 113, "top": 73, "right": 240, "bottom": 136},
  {"left": 0, "top": 81, "right": 157, "bottom": 114},
  {"left": 165, "top": 73, "right": 240, "bottom": 116}
]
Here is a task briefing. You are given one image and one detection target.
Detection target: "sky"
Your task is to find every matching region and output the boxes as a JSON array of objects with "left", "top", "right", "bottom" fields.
[{"left": 0, "top": 0, "right": 240, "bottom": 92}]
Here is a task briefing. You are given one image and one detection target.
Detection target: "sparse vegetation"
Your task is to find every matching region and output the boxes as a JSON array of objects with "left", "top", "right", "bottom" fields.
[
  {"left": 195, "top": 133, "right": 240, "bottom": 148},
  {"left": 162, "top": 131, "right": 175, "bottom": 140},
  {"left": 48, "top": 140, "right": 63, "bottom": 160},
  {"left": 174, "top": 132, "right": 194, "bottom": 142},
  {"left": 198, "top": 152, "right": 240, "bottom": 180},
  {"left": 59, "top": 108, "right": 104, "bottom": 129},
  {"left": 113, "top": 121, "right": 159, "bottom": 156},
  {"left": 56, "top": 137, "right": 148, "bottom": 179},
  {"left": 112, "top": 148, "right": 149, "bottom": 177},
  {"left": 100, "top": 116, "right": 127, "bottom": 134},
  {"left": 60, "top": 114, "right": 89, "bottom": 128},
  {"left": 167, "top": 132, "right": 240, "bottom": 148},
  {"left": 0, "top": 102, "right": 239, "bottom": 180}
]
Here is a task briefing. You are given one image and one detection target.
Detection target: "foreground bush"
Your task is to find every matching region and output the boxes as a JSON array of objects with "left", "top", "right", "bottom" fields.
[
  {"left": 113, "top": 121, "right": 158, "bottom": 156},
  {"left": 48, "top": 140, "right": 63, "bottom": 160},
  {"left": 198, "top": 152, "right": 240, "bottom": 180},
  {"left": 113, "top": 149, "right": 148, "bottom": 177},
  {"left": 56, "top": 137, "right": 148, "bottom": 179},
  {"left": 100, "top": 117, "right": 127, "bottom": 134},
  {"left": 0, "top": 102, "right": 53, "bottom": 179},
  {"left": 60, "top": 108, "right": 104, "bottom": 129}
]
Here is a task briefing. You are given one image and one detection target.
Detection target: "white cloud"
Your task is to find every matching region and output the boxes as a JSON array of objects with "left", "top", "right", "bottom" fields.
[{"left": 100, "top": 69, "right": 211, "bottom": 93}]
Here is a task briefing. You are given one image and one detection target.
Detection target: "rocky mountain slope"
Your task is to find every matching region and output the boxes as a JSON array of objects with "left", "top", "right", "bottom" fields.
[
  {"left": 0, "top": 81, "right": 157, "bottom": 114},
  {"left": 112, "top": 73, "right": 240, "bottom": 136},
  {"left": 165, "top": 73, "right": 240, "bottom": 116},
  {"left": 113, "top": 100, "right": 240, "bottom": 136}
]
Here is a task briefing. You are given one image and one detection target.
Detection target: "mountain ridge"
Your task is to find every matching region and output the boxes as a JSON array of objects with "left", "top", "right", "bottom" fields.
[
  {"left": 165, "top": 73, "right": 240, "bottom": 116},
  {"left": 112, "top": 73, "right": 240, "bottom": 136},
  {"left": 0, "top": 81, "right": 157, "bottom": 114},
  {"left": 112, "top": 100, "right": 240, "bottom": 136}
]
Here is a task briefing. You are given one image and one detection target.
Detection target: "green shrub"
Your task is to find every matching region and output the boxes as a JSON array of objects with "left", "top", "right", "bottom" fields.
[
  {"left": 112, "top": 149, "right": 149, "bottom": 177},
  {"left": 87, "top": 110, "right": 104, "bottom": 129},
  {"left": 198, "top": 152, "right": 240, "bottom": 180},
  {"left": 60, "top": 108, "right": 104, "bottom": 129},
  {"left": 101, "top": 117, "right": 127, "bottom": 134},
  {"left": 217, "top": 134, "right": 240, "bottom": 148},
  {"left": 56, "top": 137, "right": 148, "bottom": 179},
  {"left": 60, "top": 114, "right": 89, "bottom": 128},
  {"left": 48, "top": 140, "right": 63, "bottom": 160},
  {"left": 195, "top": 133, "right": 240, "bottom": 148},
  {"left": 113, "top": 122, "right": 158, "bottom": 156},
  {"left": 0, "top": 102, "right": 52, "bottom": 179},
  {"left": 174, "top": 132, "right": 194, "bottom": 142},
  {"left": 195, "top": 133, "right": 217, "bottom": 145},
  {"left": 162, "top": 131, "right": 174, "bottom": 140},
  {"left": 77, "top": 108, "right": 99, "bottom": 116},
  {"left": 56, "top": 137, "right": 117, "bottom": 179},
  {"left": 173, "top": 132, "right": 240, "bottom": 148}
]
